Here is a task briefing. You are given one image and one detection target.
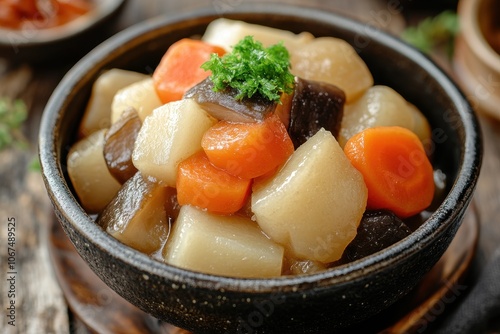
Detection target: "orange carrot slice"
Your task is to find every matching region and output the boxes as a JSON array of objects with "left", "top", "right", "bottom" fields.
[
  {"left": 344, "top": 126, "right": 434, "bottom": 218},
  {"left": 176, "top": 151, "right": 251, "bottom": 214},
  {"left": 201, "top": 114, "right": 294, "bottom": 179},
  {"left": 152, "top": 39, "right": 226, "bottom": 104}
]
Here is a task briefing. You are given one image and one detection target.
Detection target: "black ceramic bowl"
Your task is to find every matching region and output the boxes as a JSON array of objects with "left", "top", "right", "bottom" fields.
[{"left": 39, "top": 5, "right": 482, "bottom": 333}]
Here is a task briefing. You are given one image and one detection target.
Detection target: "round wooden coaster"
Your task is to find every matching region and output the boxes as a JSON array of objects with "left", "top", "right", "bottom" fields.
[{"left": 48, "top": 204, "right": 479, "bottom": 333}]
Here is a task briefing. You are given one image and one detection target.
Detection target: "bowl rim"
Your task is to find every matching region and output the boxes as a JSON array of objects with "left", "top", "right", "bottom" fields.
[{"left": 39, "top": 4, "right": 482, "bottom": 292}]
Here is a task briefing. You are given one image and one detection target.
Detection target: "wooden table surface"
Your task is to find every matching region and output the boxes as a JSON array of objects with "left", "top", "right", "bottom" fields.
[{"left": 0, "top": 0, "right": 499, "bottom": 333}]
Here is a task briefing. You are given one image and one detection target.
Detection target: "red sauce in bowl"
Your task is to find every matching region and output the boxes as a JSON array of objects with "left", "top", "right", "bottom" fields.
[{"left": 0, "top": 0, "right": 93, "bottom": 30}]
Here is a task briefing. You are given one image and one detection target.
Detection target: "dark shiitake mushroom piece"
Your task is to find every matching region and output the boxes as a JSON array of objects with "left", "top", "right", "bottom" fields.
[
  {"left": 103, "top": 107, "right": 141, "bottom": 184},
  {"left": 97, "top": 172, "right": 179, "bottom": 255},
  {"left": 288, "top": 77, "right": 345, "bottom": 148},
  {"left": 342, "top": 210, "right": 412, "bottom": 262},
  {"left": 185, "top": 76, "right": 345, "bottom": 149},
  {"left": 184, "top": 77, "right": 276, "bottom": 123}
]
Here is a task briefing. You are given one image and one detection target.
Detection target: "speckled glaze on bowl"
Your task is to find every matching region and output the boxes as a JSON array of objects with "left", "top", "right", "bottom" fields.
[{"left": 39, "top": 5, "right": 482, "bottom": 333}]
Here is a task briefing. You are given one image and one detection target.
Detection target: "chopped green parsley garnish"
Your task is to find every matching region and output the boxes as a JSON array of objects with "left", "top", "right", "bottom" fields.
[
  {"left": 0, "top": 97, "right": 28, "bottom": 151},
  {"left": 201, "top": 36, "right": 294, "bottom": 103}
]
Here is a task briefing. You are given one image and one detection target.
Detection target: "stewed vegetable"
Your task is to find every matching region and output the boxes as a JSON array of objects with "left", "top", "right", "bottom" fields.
[{"left": 68, "top": 19, "right": 438, "bottom": 278}]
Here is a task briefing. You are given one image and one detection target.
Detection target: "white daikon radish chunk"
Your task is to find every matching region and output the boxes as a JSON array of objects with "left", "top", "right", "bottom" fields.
[
  {"left": 338, "top": 85, "right": 431, "bottom": 147},
  {"left": 407, "top": 103, "right": 433, "bottom": 148},
  {"left": 67, "top": 129, "right": 122, "bottom": 213},
  {"left": 79, "top": 69, "right": 148, "bottom": 138},
  {"left": 290, "top": 37, "right": 373, "bottom": 103},
  {"left": 132, "top": 99, "right": 217, "bottom": 187},
  {"left": 98, "top": 172, "right": 171, "bottom": 254},
  {"left": 202, "top": 18, "right": 314, "bottom": 51},
  {"left": 252, "top": 128, "right": 367, "bottom": 263},
  {"left": 164, "top": 205, "right": 284, "bottom": 278},
  {"left": 111, "top": 78, "right": 162, "bottom": 124}
]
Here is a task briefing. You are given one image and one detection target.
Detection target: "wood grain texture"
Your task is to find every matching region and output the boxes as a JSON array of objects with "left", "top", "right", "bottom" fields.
[
  {"left": 0, "top": 151, "right": 69, "bottom": 333},
  {"left": 0, "top": 47, "right": 73, "bottom": 334}
]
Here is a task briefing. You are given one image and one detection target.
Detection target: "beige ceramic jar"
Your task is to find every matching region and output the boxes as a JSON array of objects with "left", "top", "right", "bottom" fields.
[{"left": 454, "top": 0, "right": 500, "bottom": 119}]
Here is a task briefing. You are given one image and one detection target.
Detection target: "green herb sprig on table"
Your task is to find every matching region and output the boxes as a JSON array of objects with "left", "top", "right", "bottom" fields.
[
  {"left": 0, "top": 97, "right": 28, "bottom": 151},
  {"left": 201, "top": 36, "right": 295, "bottom": 103},
  {"left": 402, "top": 10, "right": 459, "bottom": 59},
  {"left": 0, "top": 97, "right": 41, "bottom": 172}
]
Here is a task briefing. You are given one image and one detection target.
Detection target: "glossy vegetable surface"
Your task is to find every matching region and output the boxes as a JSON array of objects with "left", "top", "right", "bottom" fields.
[
  {"left": 152, "top": 38, "right": 226, "bottom": 104},
  {"left": 201, "top": 114, "right": 294, "bottom": 179},
  {"left": 176, "top": 151, "right": 252, "bottom": 214},
  {"left": 103, "top": 108, "right": 141, "bottom": 184},
  {"left": 344, "top": 126, "right": 435, "bottom": 218}
]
